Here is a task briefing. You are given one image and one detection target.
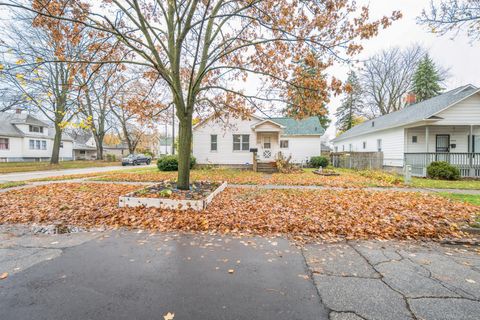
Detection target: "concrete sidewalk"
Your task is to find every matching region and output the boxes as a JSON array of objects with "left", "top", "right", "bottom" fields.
[
  {"left": 1, "top": 226, "right": 479, "bottom": 319},
  {"left": 0, "top": 164, "right": 154, "bottom": 183}
]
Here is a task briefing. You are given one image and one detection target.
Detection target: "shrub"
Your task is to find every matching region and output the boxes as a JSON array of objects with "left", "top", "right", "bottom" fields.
[
  {"left": 157, "top": 155, "right": 196, "bottom": 171},
  {"left": 309, "top": 156, "right": 329, "bottom": 168},
  {"left": 275, "top": 152, "right": 301, "bottom": 173},
  {"left": 105, "top": 154, "right": 117, "bottom": 162},
  {"left": 427, "top": 161, "right": 460, "bottom": 180}
]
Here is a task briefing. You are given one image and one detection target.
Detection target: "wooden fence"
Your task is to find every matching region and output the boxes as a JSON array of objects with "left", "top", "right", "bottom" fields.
[{"left": 330, "top": 152, "right": 384, "bottom": 170}]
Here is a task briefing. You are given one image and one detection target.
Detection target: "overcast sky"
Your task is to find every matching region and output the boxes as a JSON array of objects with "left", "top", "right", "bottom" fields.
[{"left": 324, "top": 0, "right": 480, "bottom": 140}]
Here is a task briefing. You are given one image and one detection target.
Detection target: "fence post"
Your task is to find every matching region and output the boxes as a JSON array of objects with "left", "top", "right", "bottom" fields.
[{"left": 404, "top": 165, "right": 412, "bottom": 185}]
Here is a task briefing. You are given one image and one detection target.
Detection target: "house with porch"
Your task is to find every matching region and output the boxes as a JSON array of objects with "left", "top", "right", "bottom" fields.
[
  {"left": 192, "top": 115, "right": 324, "bottom": 171},
  {"left": 331, "top": 84, "right": 480, "bottom": 177},
  {"left": 0, "top": 111, "right": 74, "bottom": 162}
]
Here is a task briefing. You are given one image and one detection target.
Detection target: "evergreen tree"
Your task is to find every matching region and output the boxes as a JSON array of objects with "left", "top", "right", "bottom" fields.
[
  {"left": 335, "top": 71, "right": 363, "bottom": 133},
  {"left": 412, "top": 55, "right": 443, "bottom": 102}
]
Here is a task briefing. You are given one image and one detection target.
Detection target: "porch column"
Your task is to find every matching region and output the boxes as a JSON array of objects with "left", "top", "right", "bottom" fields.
[
  {"left": 424, "top": 126, "right": 429, "bottom": 177},
  {"left": 425, "top": 126, "right": 429, "bottom": 152},
  {"left": 469, "top": 125, "right": 474, "bottom": 177}
]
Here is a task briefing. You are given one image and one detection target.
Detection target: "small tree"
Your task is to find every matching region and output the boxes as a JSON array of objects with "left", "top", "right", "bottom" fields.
[
  {"left": 335, "top": 70, "right": 363, "bottom": 132},
  {"left": 411, "top": 55, "right": 443, "bottom": 102}
]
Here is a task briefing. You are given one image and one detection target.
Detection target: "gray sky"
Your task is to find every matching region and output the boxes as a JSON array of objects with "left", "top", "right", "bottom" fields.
[{"left": 324, "top": 0, "right": 480, "bottom": 139}]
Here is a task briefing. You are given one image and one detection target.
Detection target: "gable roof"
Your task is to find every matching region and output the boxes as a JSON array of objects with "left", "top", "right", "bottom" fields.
[
  {"left": 270, "top": 117, "right": 324, "bottom": 135},
  {"left": 0, "top": 113, "right": 25, "bottom": 137},
  {"left": 251, "top": 119, "right": 286, "bottom": 129},
  {"left": 0, "top": 112, "right": 73, "bottom": 141},
  {"left": 9, "top": 113, "right": 50, "bottom": 127},
  {"left": 333, "top": 84, "right": 480, "bottom": 142}
]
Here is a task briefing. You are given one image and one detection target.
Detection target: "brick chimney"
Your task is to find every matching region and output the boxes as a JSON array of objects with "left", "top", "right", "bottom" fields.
[{"left": 405, "top": 92, "right": 417, "bottom": 106}]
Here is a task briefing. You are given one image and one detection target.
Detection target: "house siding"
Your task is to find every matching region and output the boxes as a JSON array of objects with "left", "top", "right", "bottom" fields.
[
  {"left": 434, "top": 94, "right": 480, "bottom": 125},
  {"left": 193, "top": 117, "right": 259, "bottom": 165},
  {"left": 193, "top": 116, "right": 323, "bottom": 165},
  {"left": 333, "top": 127, "right": 405, "bottom": 167},
  {"left": 406, "top": 126, "right": 480, "bottom": 153}
]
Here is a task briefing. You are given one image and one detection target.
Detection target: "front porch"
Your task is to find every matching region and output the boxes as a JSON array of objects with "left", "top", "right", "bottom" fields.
[{"left": 404, "top": 125, "right": 480, "bottom": 177}]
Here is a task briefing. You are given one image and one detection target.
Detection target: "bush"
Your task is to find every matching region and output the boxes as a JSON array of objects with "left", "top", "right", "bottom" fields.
[
  {"left": 427, "top": 161, "right": 460, "bottom": 180},
  {"left": 309, "top": 156, "right": 329, "bottom": 168},
  {"left": 105, "top": 154, "right": 117, "bottom": 162},
  {"left": 157, "top": 155, "right": 196, "bottom": 171},
  {"left": 356, "top": 170, "right": 403, "bottom": 185}
]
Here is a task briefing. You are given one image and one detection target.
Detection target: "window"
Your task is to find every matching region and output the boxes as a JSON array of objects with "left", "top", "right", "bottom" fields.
[
  {"left": 80, "top": 150, "right": 86, "bottom": 155},
  {"left": 210, "top": 135, "right": 218, "bottom": 152},
  {"left": 29, "top": 139, "right": 46, "bottom": 150},
  {"left": 377, "top": 139, "right": 382, "bottom": 152},
  {"left": 29, "top": 125, "right": 43, "bottom": 133},
  {"left": 371, "top": 121, "right": 375, "bottom": 127},
  {"left": 363, "top": 141, "right": 367, "bottom": 149},
  {"left": 468, "top": 135, "right": 480, "bottom": 153},
  {"left": 412, "top": 136, "right": 418, "bottom": 143},
  {"left": 0, "top": 138, "right": 9, "bottom": 150},
  {"left": 264, "top": 137, "right": 271, "bottom": 149},
  {"left": 60, "top": 142, "right": 64, "bottom": 148},
  {"left": 233, "top": 134, "right": 250, "bottom": 151},
  {"left": 280, "top": 140, "right": 289, "bottom": 149}
]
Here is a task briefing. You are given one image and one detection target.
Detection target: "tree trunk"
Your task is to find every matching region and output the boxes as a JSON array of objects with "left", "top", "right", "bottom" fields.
[
  {"left": 176, "top": 118, "right": 193, "bottom": 190},
  {"left": 93, "top": 133, "right": 104, "bottom": 160},
  {"left": 50, "top": 125, "right": 62, "bottom": 165}
]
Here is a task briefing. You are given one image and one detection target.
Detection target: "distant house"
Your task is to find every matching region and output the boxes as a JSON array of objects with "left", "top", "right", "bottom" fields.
[
  {"left": 331, "top": 84, "right": 480, "bottom": 177},
  {"left": 71, "top": 131, "right": 129, "bottom": 160},
  {"left": 0, "top": 111, "right": 73, "bottom": 162},
  {"left": 193, "top": 115, "right": 324, "bottom": 169}
]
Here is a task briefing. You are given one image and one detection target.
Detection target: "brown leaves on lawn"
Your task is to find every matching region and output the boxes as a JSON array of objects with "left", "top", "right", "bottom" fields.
[
  {"left": 0, "top": 183, "right": 476, "bottom": 241},
  {"left": 93, "top": 169, "right": 397, "bottom": 188}
]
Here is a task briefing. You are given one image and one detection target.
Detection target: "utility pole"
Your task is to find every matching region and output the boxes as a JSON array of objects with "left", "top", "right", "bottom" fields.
[{"left": 172, "top": 104, "right": 175, "bottom": 155}]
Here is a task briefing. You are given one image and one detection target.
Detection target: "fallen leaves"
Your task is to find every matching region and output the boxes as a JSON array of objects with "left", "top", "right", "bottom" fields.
[
  {"left": 0, "top": 183, "right": 477, "bottom": 241},
  {"left": 0, "top": 272, "right": 8, "bottom": 280},
  {"left": 163, "top": 312, "right": 175, "bottom": 320},
  {"left": 90, "top": 168, "right": 398, "bottom": 188}
]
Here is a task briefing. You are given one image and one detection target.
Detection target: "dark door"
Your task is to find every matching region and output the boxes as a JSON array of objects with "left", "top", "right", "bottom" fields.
[
  {"left": 436, "top": 135, "right": 450, "bottom": 152},
  {"left": 436, "top": 134, "right": 450, "bottom": 162}
]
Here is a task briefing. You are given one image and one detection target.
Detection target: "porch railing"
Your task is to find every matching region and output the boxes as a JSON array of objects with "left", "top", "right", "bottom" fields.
[{"left": 404, "top": 153, "right": 480, "bottom": 178}]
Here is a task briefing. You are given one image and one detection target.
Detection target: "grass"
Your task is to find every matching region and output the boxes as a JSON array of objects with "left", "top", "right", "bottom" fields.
[
  {"left": 0, "top": 160, "right": 120, "bottom": 174},
  {"left": 410, "top": 178, "right": 480, "bottom": 190},
  {"left": 439, "top": 193, "right": 480, "bottom": 206},
  {"left": 0, "top": 181, "right": 26, "bottom": 189}
]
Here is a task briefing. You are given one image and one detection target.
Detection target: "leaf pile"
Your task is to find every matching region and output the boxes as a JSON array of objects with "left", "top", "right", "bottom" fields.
[
  {"left": 0, "top": 183, "right": 477, "bottom": 241},
  {"left": 92, "top": 168, "right": 397, "bottom": 188}
]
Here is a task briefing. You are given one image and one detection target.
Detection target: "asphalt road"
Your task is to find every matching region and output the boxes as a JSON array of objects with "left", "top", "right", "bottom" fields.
[
  {"left": 0, "top": 164, "right": 154, "bottom": 183},
  {"left": 0, "top": 230, "right": 327, "bottom": 320}
]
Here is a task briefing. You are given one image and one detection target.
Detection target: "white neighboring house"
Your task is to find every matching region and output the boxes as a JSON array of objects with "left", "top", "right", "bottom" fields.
[
  {"left": 193, "top": 115, "right": 324, "bottom": 167},
  {"left": 71, "top": 132, "right": 129, "bottom": 160},
  {"left": 0, "top": 111, "right": 74, "bottom": 162},
  {"left": 331, "top": 84, "right": 480, "bottom": 177}
]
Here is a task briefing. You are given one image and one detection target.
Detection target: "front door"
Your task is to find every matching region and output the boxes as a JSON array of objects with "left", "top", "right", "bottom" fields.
[
  {"left": 436, "top": 134, "right": 450, "bottom": 162},
  {"left": 262, "top": 135, "right": 273, "bottom": 160}
]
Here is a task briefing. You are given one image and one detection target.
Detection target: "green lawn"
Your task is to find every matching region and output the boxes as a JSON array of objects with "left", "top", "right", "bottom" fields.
[
  {"left": 0, "top": 161, "right": 120, "bottom": 174},
  {"left": 0, "top": 181, "right": 26, "bottom": 189},
  {"left": 439, "top": 193, "right": 480, "bottom": 206},
  {"left": 410, "top": 177, "right": 480, "bottom": 190}
]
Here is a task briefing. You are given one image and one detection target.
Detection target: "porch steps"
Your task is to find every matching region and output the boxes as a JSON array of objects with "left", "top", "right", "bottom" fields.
[{"left": 256, "top": 162, "right": 278, "bottom": 174}]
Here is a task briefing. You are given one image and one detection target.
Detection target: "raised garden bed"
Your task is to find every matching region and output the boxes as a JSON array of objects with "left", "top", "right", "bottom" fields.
[
  {"left": 119, "top": 181, "right": 227, "bottom": 211},
  {"left": 313, "top": 169, "right": 340, "bottom": 176}
]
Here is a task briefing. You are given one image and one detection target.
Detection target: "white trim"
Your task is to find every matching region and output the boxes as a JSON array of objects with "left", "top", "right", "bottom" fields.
[{"left": 250, "top": 119, "right": 286, "bottom": 129}]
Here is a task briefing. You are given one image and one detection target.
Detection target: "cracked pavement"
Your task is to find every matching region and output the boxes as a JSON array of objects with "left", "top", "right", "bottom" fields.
[{"left": 1, "top": 226, "right": 479, "bottom": 319}]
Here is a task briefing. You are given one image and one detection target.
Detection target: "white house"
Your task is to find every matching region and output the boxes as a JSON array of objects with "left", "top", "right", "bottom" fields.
[
  {"left": 193, "top": 115, "right": 324, "bottom": 169},
  {"left": 331, "top": 84, "right": 480, "bottom": 177},
  {"left": 70, "top": 131, "right": 128, "bottom": 160},
  {"left": 0, "top": 111, "right": 74, "bottom": 162}
]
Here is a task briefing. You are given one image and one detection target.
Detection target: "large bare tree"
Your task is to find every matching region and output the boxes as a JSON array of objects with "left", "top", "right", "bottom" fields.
[
  {"left": 1, "top": 0, "right": 400, "bottom": 188},
  {"left": 359, "top": 45, "right": 426, "bottom": 118}
]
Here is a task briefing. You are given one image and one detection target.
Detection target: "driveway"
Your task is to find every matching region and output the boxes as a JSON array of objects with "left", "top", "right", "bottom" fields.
[
  {"left": 0, "top": 164, "right": 154, "bottom": 183},
  {"left": 0, "top": 226, "right": 479, "bottom": 320}
]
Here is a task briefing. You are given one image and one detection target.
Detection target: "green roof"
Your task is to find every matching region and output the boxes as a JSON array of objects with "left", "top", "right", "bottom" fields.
[{"left": 270, "top": 116, "right": 324, "bottom": 135}]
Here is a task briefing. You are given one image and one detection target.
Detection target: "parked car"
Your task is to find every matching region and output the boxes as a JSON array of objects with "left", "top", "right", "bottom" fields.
[{"left": 121, "top": 154, "right": 152, "bottom": 166}]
